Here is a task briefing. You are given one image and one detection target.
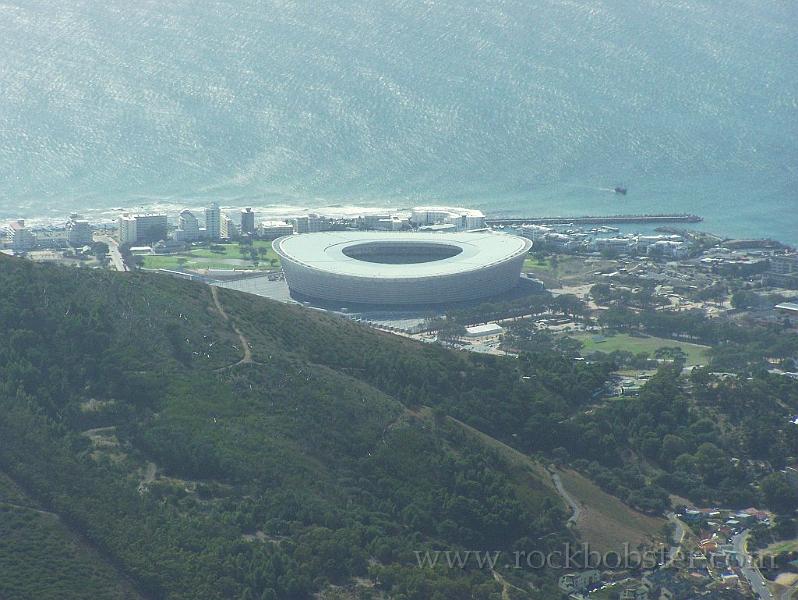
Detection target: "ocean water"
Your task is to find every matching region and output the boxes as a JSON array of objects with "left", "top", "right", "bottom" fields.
[{"left": 0, "top": 1, "right": 796, "bottom": 242}]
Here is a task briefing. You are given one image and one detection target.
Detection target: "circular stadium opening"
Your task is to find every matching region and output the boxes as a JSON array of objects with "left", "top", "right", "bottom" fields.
[{"left": 341, "top": 241, "right": 464, "bottom": 264}]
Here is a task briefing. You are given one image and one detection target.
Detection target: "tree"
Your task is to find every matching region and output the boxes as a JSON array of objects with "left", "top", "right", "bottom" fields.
[
  {"left": 731, "top": 290, "right": 760, "bottom": 310},
  {"left": 91, "top": 242, "right": 109, "bottom": 261},
  {"left": 660, "top": 434, "right": 687, "bottom": 466},
  {"left": 760, "top": 473, "right": 798, "bottom": 514}
]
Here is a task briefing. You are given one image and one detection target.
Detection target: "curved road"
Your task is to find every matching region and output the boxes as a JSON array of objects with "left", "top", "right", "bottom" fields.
[
  {"left": 550, "top": 470, "right": 581, "bottom": 526},
  {"left": 733, "top": 531, "right": 774, "bottom": 600}
]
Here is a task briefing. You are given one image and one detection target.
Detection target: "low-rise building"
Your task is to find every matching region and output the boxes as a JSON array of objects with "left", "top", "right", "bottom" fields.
[
  {"left": 464, "top": 323, "right": 504, "bottom": 338},
  {"left": 620, "top": 585, "right": 649, "bottom": 600},
  {"left": 259, "top": 221, "right": 294, "bottom": 240},
  {"left": 292, "top": 213, "right": 334, "bottom": 234},
  {"left": 8, "top": 220, "right": 37, "bottom": 252},
  {"left": 767, "top": 255, "right": 798, "bottom": 288},
  {"left": 558, "top": 569, "right": 601, "bottom": 593},
  {"left": 410, "top": 206, "right": 486, "bottom": 231}
]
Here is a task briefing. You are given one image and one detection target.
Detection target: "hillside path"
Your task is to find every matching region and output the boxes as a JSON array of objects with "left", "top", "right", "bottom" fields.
[
  {"left": 550, "top": 470, "right": 581, "bottom": 526},
  {"left": 210, "top": 286, "right": 255, "bottom": 370}
]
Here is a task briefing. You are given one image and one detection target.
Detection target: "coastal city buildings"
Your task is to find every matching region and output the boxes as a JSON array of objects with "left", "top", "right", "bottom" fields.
[
  {"left": 204, "top": 202, "right": 221, "bottom": 240},
  {"left": 118, "top": 214, "right": 137, "bottom": 245},
  {"left": 240, "top": 208, "right": 256, "bottom": 235},
  {"left": 767, "top": 254, "right": 798, "bottom": 288},
  {"left": 410, "top": 206, "right": 486, "bottom": 231},
  {"left": 8, "top": 220, "right": 36, "bottom": 252},
  {"left": 175, "top": 210, "right": 200, "bottom": 242},
  {"left": 66, "top": 213, "right": 92, "bottom": 246},
  {"left": 258, "top": 220, "right": 294, "bottom": 240},
  {"left": 292, "top": 214, "right": 334, "bottom": 234},
  {"left": 362, "top": 213, "right": 408, "bottom": 231},
  {"left": 220, "top": 214, "right": 235, "bottom": 240},
  {"left": 117, "top": 213, "right": 168, "bottom": 245}
]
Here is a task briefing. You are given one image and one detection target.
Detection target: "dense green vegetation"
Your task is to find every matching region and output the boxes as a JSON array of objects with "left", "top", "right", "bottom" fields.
[
  {"left": 3, "top": 253, "right": 797, "bottom": 598},
  {"left": 0, "top": 256, "right": 581, "bottom": 599}
]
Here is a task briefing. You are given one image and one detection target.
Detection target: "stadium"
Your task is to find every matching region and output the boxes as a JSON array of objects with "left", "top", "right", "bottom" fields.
[{"left": 273, "top": 231, "right": 532, "bottom": 306}]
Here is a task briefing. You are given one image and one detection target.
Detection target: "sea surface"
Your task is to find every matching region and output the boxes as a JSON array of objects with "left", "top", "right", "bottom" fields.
[{"left": 0, "top": 1, "right": 795, "bottom": 242}]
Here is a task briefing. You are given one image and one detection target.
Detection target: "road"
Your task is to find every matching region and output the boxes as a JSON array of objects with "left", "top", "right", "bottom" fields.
[
  {"left": 665, "top": 512, "right": 687, "bottom": 566},
  {"left": 550, "top": 470, "right": 581, "bottom": 526},
  {"left": 95, "top": 234, "right": 128, "bottom": 272},
  {"left": 733, "top": 531, "right": 773, "bottom": 600}
]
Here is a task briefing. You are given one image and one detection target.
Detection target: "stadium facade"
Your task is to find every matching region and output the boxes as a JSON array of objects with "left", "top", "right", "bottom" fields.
[{"left": 273, "top": 231, "right": 531, "bottom": 306}]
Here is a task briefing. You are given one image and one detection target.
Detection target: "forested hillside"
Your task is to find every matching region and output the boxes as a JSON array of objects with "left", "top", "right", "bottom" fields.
[
  {"left": 3, "top": 255, "right": 797, "bottom": 598},
  {"left": 0, "top": 255, "right": 592, "bottom": 599}
]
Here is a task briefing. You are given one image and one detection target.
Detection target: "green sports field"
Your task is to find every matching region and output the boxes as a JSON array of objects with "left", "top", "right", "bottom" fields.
[
  {"left": 140, "top": 242, "right": 281, "bottom": 272},
  {"left": 568, "top": 332, "right": 710, "bottom": 366}
]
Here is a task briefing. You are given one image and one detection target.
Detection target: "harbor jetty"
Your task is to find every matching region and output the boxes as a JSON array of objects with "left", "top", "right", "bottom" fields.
[{"left": 485, "top": 214, "right": 702, "bottom": 226}]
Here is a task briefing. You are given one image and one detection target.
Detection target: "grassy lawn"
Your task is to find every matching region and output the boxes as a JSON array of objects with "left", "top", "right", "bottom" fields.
[
  {"left": 557, "top": 468, "right": 666, "bottom": 554},
  {"left": 764, "top": 538, "right": 798, "bottom": 556},
  {"left": 568, "top": 332, "right": 710, "bottom": 366},
  {"left": 523, "top": 257, "right": 553, "bottom": 271},
  {"left": 140, "top": 243, "right": 281, "bottom": 272}
]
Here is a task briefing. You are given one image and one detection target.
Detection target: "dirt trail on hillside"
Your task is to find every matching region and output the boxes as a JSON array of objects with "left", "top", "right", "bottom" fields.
[{"left": 210, "top": 286, "right": 255, "bottom": 370}]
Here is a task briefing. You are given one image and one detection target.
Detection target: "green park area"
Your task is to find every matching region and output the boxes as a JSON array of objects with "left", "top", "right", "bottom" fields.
[
  {"left": 140, "top": 241, "right": 281, "bottom": 272},
  {"left": 568, "top": 332, "right": 711, "bottom": 366},
  {"left": 523, "top": 256, "right": 554, "bottom": 271}
]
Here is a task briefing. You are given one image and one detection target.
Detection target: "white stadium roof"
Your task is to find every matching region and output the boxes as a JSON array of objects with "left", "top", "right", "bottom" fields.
[{"left": 273, "top": 231, "right": 530, "bottom": 279}]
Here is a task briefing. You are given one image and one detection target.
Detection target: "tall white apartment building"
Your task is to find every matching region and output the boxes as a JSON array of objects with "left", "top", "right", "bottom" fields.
[
  {"left": 66, "top": 213, "right": 92, "bottom": 246},
  {"left": 175, "top": 210, "right": 200, "bottom": 242},
  {"left": 220, "top": 214, "right": 236, "bottom": 240},
  {"left": 205, "top": 202, "right": 221, "bottom": 240},
  {"left": 118, "top": 215, "right": 138, "bottom": 245}
]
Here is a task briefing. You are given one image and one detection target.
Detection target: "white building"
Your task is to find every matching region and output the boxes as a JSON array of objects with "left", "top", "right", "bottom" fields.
[
  {"left": 118, "top": 213, "right": 167, "bottom": 245},
  {"left": 593, "top": 237, "right": 635, "bottom": 254},
  {"left": 259, "top": 220, "right": 294, "bottom": 240},
  {"left": 219, "top": 213, "right": 238, "bottom": 240},
  {"left": 558, "top": 570, "right": 601, "bottom": 593},
  {"left": 118, "top": 215, "right": 137, "bottom": 245},
  {"left": 8, "top": 220, "right": 36, "bottom": 252},
  {"left": 175, "top": 209, "right": 200, "bottom": 242},
  {"left": 292, "top": 214, "right": 330, "bottom": 234},
  {"left": 66, "top": 213, "right": 92, "bottom": 246},
  {"left": 464, "top": 323, "right": 504, "bottom": 338},
  {"left": 363, "top": 214, "right": 408, "bottom": 231},
  {"left": 410, "top": 206, "right": 486, "bottom": 231},
  {"left": 204, "top": 202, "right": 221, "bottom": 240},
  {"left": 220, "top": 214, "right": 236, "bottom": 240},
  {"left": 520, "top": 224, "right": 553, "bottom": 241},
  {"left": 647, "top": 240, "right": 689, "bottom": 259}
]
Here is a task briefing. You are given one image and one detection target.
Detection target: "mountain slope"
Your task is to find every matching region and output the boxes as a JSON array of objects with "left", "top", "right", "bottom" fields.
[{"left": 0, "top": 256, "right": 576, "bottom": 599}]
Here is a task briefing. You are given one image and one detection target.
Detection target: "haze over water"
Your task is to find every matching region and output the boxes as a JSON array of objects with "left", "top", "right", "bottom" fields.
[{"left": 0, "top": 1, "right": 795, "bottom": 243}]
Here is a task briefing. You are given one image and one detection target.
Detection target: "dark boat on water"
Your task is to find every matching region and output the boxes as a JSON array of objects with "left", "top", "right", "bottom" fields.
[{"left": 614, "top": 186, "right": 627, "bottom": 195}]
